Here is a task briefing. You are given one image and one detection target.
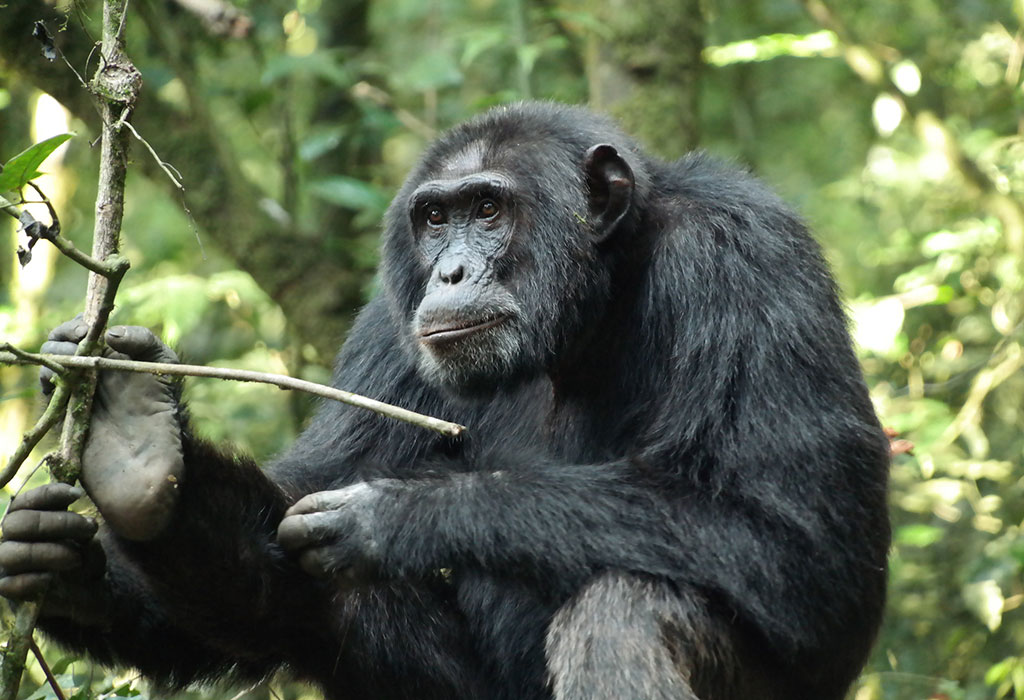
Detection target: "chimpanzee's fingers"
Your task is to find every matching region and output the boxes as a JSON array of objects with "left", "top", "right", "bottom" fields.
[
  {"left": 39, "top": 339, "right": 82, "bottom": 394},
  {"left": 8, "top": 484, "right": 84, "bottom": 512},
  {"left": 284, "top": 484, "right": 374, "bottom": 517},
  {"left": 297, "top": 548, "right": 334, "bottom": 578},
  {"left": 278, "top": 511, "right": 338, "bottom": 551},
  {"left": 0, "top": 572, "right": 53, "bottom": 600},
  {"left": 2, "top": 510, "right": 97, "bottom": 542},
  {"left": 39, "top": 340, "right": 81, "bottom": 357},
  {"left": 41, "top": 314, "right": 84, "bottom": 394},
  {"left": 285, "top": 492, "right": 334, "bottom": 517},
  {"left": 0, "top": 541, "right": 83, "bottom": 574},
  {"left": 46, "top": 314, "right": 87, "bottom": 343},
  {"left": 105, "top": 326, "right": 179, "bottom": 364}
]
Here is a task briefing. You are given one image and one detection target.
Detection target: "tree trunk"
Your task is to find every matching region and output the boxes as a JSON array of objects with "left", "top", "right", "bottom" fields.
[
  {"left": 0, "top": 1, "right": 372, "bottom": 360},
  {"left": 583, "top": 0, "right": 705, "bottom": 156}
]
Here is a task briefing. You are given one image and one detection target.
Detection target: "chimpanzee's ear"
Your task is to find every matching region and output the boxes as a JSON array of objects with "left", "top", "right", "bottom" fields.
[{"left": 584, "top": 144, "right": 635, "bottom": 243}]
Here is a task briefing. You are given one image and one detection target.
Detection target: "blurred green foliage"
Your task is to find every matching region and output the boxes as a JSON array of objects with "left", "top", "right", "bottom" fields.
[{"left": 2, "top": 0, "right": 1023, "bottom": 699}]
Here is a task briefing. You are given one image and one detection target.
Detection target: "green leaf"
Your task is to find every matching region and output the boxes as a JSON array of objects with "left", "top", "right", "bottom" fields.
[
  {"left": 261, "top": 52, "right": 352, "bottom": 87},
  {"left": 309, "top": 176, "right": 390, "bottom": 214},
  {"left": 299, "top": 125, "right": 346, "bottom": 162},
  {"left": 516, "top": 44, "right": 543, "bottom": 77},
  {"left": 392, "top": 50, "right": 462, "bottom": 92},
  {"left": 985, "top": 657, "right": 1013, "bottom": 685},
  {"left": 894, "top": 524, "right": 944, "bottom": 547},
  {"left": 0, "top": 133, "right": 73, "bottom": 192},
  {"left": 460, "top": 28, "right": 505, "bottom": 68}
]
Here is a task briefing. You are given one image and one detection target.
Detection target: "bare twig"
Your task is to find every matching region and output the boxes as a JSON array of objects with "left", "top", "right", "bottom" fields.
[
  {"left": 121, "top": 120, "right": 183, "bottom": 190},
  {"left": 0, "top": 195, "right": 23, "bottom": 220},
  {"left": 26, "top": 181, "right": 59, "bottom": 221},
  {"left": 51, "top": 0, "right": 139, "bottom": 485},
  {"left": 119, "top": 117, "right": 203, "bottom": 255},
  {"left": 938, "top": 343, "right": 1024, "bottom": 450},
  {"left": 1, "top": 343, "right": 64, "bottom": 375},
  {"left": 3, "top": 184, "right": 129, "bottom": 278},
  {"left": 40, "top": 228, "right": 129, "bottom": 277},
  {"left": 30, "top": 640, "right": 67, "bottom": 700},
  {"left": 0, "top": 385, "right": 70, "bottom": 490},
  {"left": 350, "top": 82, "right": 437, "bottom": 140},
  {"left": 0, "top": 348, "right": 466, "bottom": 438}
]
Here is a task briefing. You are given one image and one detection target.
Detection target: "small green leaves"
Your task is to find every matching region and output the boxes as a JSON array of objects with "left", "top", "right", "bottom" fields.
[{"left": 0, "top": 133, "right": 73, "bottom": 193}]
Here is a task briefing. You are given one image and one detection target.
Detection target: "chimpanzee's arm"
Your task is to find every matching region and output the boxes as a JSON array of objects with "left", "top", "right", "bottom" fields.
[
  {"left": 3, "top": 303, "right": 477, "bottom": 694},
  {"left": 0, "top": 481, "right": 290, "bottom": 687},
  {"left": 36, "top": 534, "right": 275, "bottom": 689},
  {"left": 96, "top": 433, "right": 481, "bottom": 695},
  {"left": 277, "top": 248, "right": 891, "bottom": 666},
  {"left": 1, "top": 428, "right": 478, "bottom": 696}
]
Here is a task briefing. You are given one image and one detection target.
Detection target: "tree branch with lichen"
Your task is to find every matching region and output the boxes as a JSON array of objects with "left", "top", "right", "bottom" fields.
[{"left": 0, "top": 1, "right": 136, "bottom": 698}]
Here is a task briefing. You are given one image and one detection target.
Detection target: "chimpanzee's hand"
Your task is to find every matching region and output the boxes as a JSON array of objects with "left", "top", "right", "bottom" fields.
[
  {"left": 0, "top": 484, "right": 109, "bottom": 623},
  {"left": 41, "top": 318, "right": 184, "bottom": 541},
  {"left": 277, "top": 480, "right": 404, "bottom": 583}
]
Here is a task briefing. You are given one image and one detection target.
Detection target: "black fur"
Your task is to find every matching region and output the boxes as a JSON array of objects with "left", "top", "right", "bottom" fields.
[{"left": 34, "top": 103, "right": 890, "bottom": 699}]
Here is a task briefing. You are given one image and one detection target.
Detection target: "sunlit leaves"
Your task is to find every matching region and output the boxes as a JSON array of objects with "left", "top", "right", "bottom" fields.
[
  {"left": 0, "top": 133, "right": 73, "bottom": 193},
  {"left": 852, "top": 21, "right": 1024, "bottom": 678},
  {"left": 890, "top": 60, "right": 922, "bottom": 96},
  {"left": 987, "top": 656, "right": 1024, "bottom": 699},
  {"left": 920, "top": 224, "right": 1002, "bottom": 257},
  {"left": 703, "top": 30, "right": 838, "bottom": 65},
  {"left": 963, "top": 579, "right": 1005, "bottom": 632},
  {"left": 958, "top": 27, "right": 1020, "bottom": 88},
  {"left": 894, "top": 524, "right": 945, "bottom": 547},
  {"left": 852, "top": 297, "right": 905, "bottom": 357}
]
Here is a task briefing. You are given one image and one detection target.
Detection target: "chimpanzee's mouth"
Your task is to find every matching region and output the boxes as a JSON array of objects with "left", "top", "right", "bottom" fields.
[{"left": 417, "top": 315, "right": 508, "bottom": 346}]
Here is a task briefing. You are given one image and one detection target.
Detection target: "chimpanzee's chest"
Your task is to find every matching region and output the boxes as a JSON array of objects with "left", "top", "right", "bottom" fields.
[{"left": 441, "top": 377, "right": 638, "bottom": 468}]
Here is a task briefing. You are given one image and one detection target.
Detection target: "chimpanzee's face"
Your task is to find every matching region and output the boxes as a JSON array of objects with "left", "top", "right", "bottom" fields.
[
  {"left": 406, "top": 158, "right": 529, "bottom": 394},
  {"left": 381, "top": 123, "right": 635, "bottom": 397}
]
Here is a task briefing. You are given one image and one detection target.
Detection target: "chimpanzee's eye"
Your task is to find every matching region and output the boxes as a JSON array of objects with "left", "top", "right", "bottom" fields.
[
  {"left": 426, "top": 206, "right": 446, "bottom": 226},
  {"left": 477, "top": 200, "right": 499, "bottom": 219}
]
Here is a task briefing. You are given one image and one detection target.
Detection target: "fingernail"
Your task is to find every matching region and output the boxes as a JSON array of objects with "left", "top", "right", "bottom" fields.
[{"left": 107, "top": 326, "right": 125, "bottom": 338}]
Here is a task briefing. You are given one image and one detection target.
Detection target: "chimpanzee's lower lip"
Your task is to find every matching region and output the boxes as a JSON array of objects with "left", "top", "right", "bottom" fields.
[{"left": 418, "top": 316, "right": 507, "bottom": 345}]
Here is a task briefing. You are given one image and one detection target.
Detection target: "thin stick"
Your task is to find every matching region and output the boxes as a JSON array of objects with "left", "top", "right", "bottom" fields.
[
  {"left": 121, "top": 120, "right": 183, "bottom": 189},
  {"left": 0, "top": 384, "right": 70, "bottom": 490},
  {"left": 29, "top": 640, "right": 67, "bottom": 700},
  {"left": 0, "top": 349, "right": 466, "bottom": 438},
  {"left": 2, "top": 341, "right": 65, "bottom": 375}
]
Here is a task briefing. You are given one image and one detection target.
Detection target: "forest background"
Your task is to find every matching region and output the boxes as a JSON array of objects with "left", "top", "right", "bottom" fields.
[{"left": 1, "top": 0, "right": 1023, "bottom": 698}]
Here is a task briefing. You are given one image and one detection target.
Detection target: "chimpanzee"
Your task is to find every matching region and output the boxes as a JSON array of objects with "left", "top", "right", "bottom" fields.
[{"left": 0, "top": 102, "right": 890, "bottom": 700}]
